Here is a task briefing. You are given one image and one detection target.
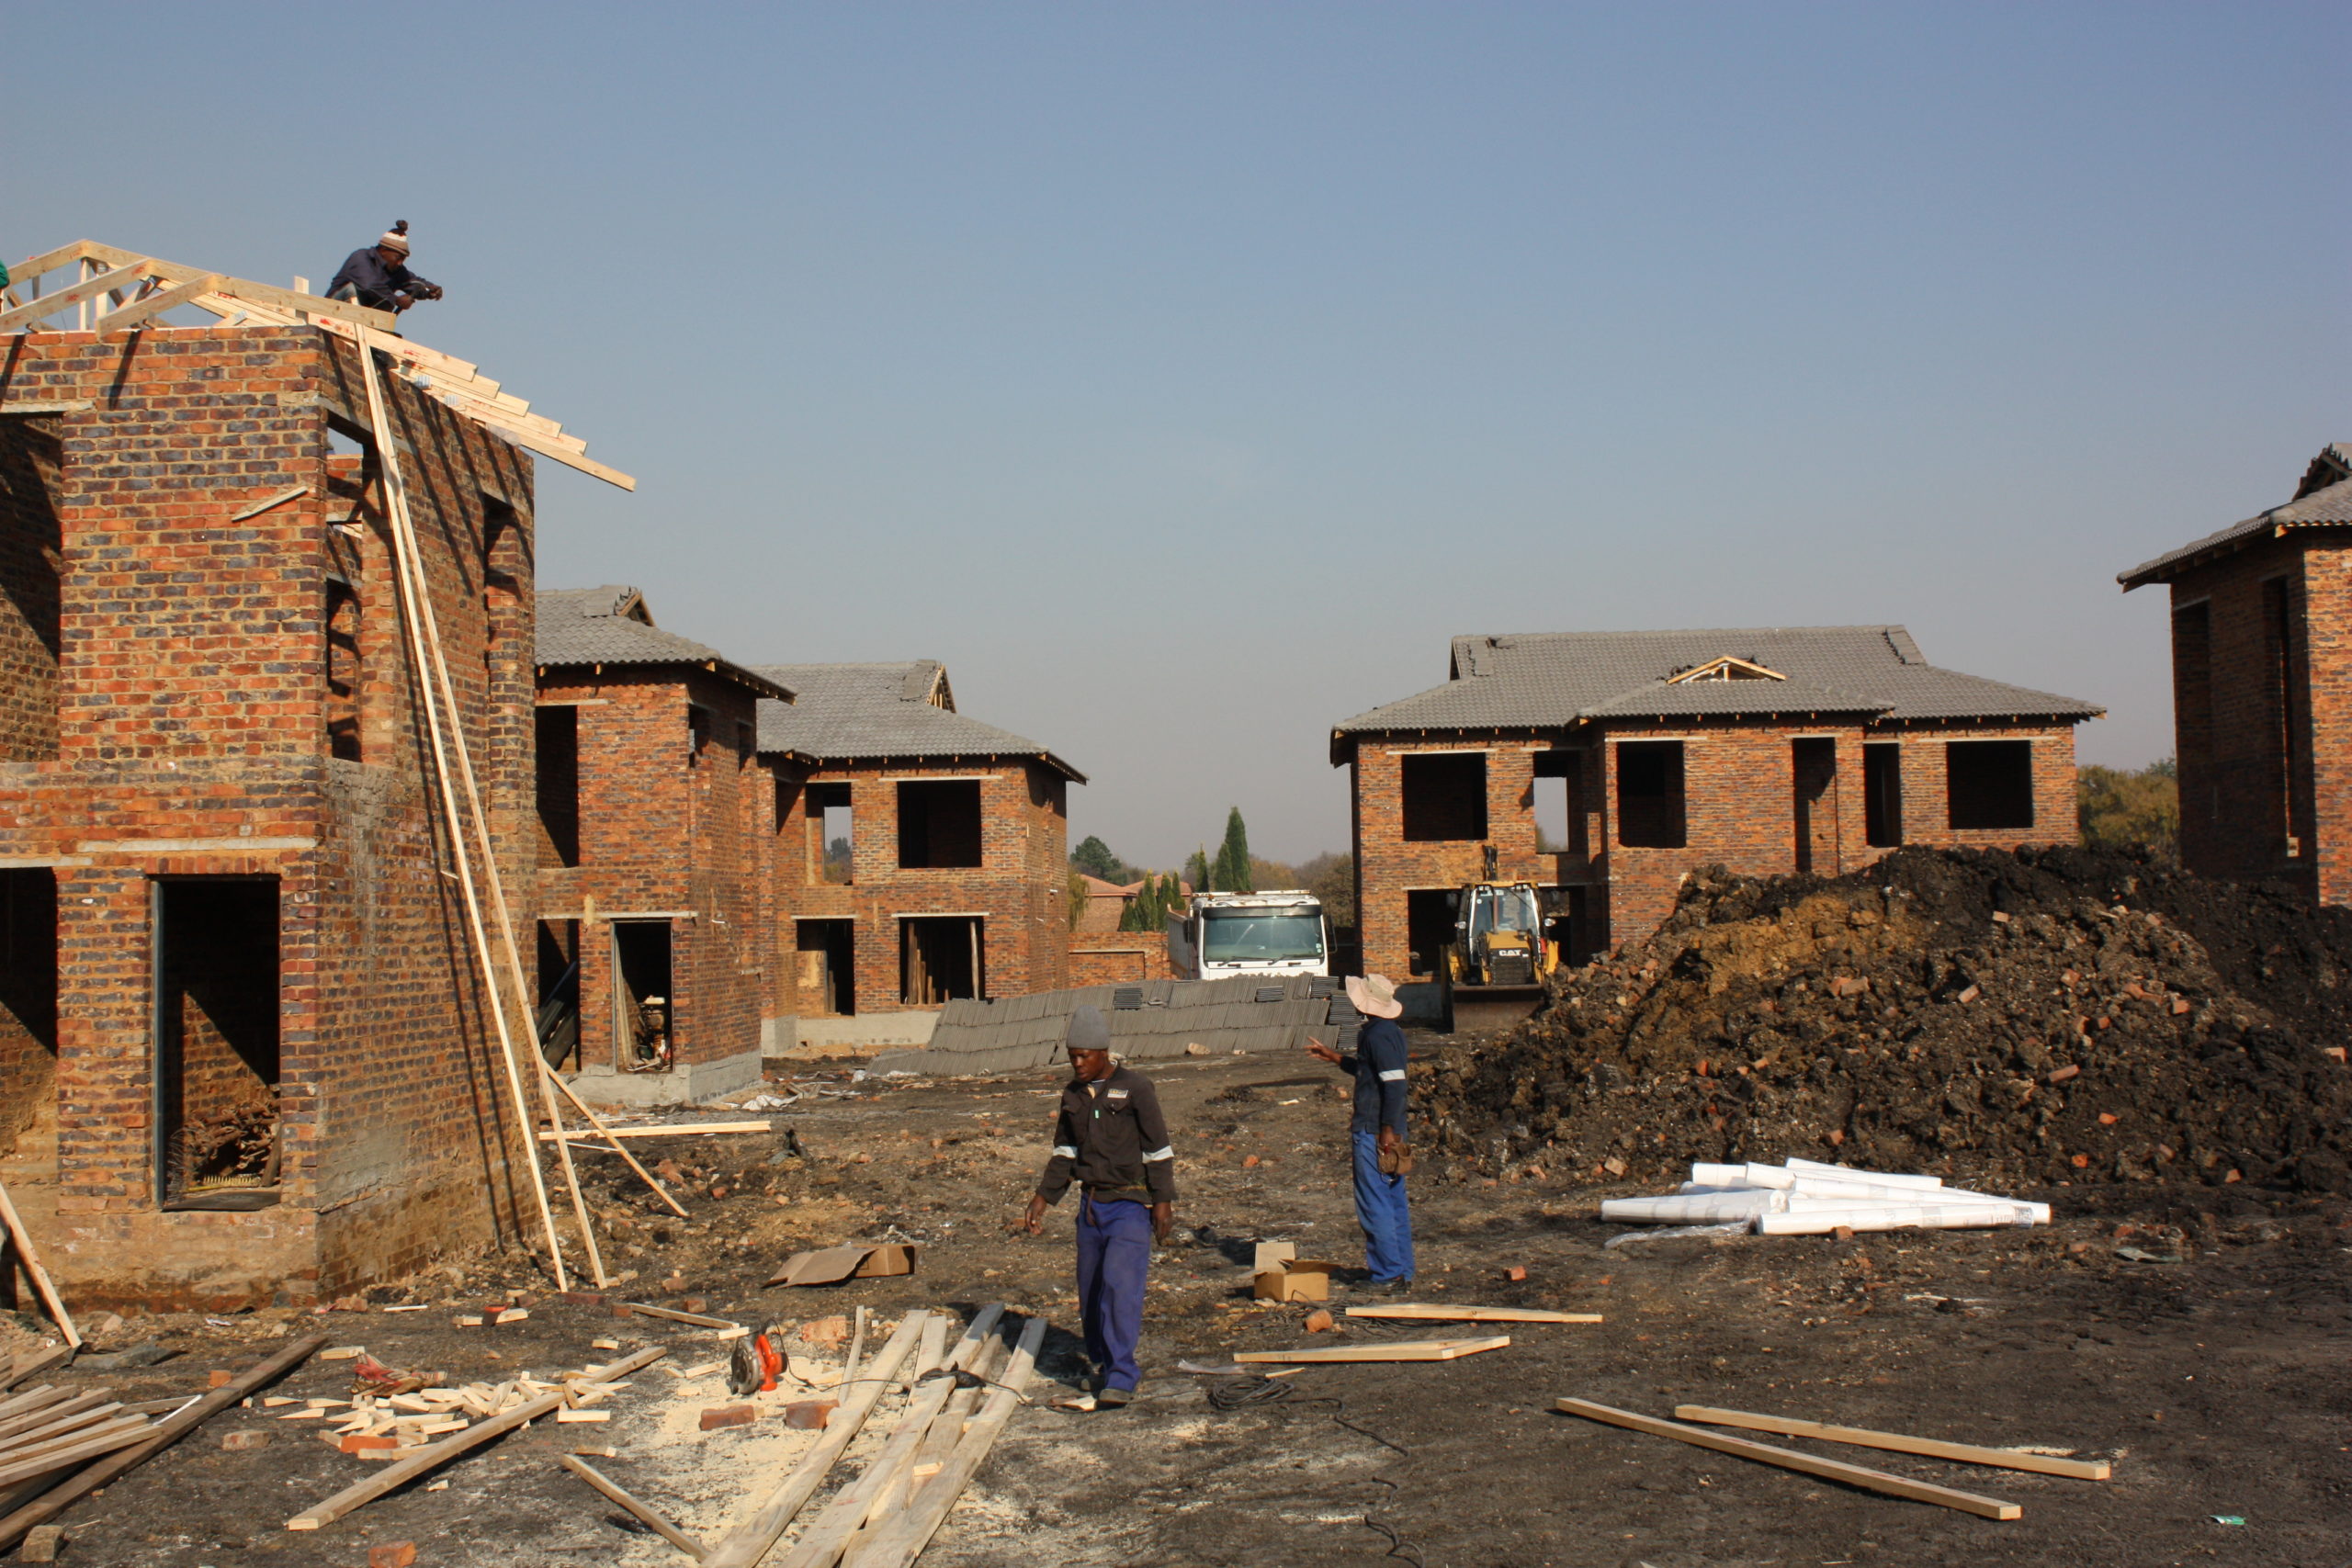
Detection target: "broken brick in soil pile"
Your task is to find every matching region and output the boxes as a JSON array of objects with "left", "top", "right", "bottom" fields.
[{"left": 1423, "top": 846, "right": 2352, "bottom": 1192}]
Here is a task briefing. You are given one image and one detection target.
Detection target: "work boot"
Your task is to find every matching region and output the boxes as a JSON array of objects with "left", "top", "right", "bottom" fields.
[
  {"left": 1379, "top": 1278, "right": 1415, "bottom": 1297},
  {"left": 1095, "top": 1386, "right": 1133, "bottom": 1409}
]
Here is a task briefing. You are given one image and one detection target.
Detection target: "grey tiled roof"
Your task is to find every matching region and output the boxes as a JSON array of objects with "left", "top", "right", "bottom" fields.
[
  {"left": 2120, "top": 446, "right": 2352, "bottom": 588},
  {"left": 536, "top": 586, "right": 793, "bottom": 698},
  {"left": 755, "top": 661, "right": 1085, "bottom": 782},
  {"left": 1333, "top": 625, "right": 2100, "bottom": 745}
]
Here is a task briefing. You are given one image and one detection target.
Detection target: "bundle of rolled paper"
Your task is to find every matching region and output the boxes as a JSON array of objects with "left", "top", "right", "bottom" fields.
[{"left": 1599, "top": 1157, "right": 2050, "bottom": 1234}]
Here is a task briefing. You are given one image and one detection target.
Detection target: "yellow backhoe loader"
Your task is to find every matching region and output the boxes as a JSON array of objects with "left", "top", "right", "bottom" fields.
[{"left": 1441, "top": 880, "right": 1561, "bottom": 1031}]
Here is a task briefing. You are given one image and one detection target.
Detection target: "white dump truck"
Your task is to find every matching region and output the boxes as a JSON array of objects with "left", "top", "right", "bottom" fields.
[{"left": 1165, "top": 889, "right": 1330, "bottom": 980}]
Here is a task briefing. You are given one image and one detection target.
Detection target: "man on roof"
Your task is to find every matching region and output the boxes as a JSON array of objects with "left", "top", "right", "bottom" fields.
[{"left": 326, "top": 221, "right": 443, "bottom": 314}]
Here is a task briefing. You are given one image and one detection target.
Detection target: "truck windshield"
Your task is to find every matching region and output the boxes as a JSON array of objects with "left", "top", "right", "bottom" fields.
[{"left": 1202, "top": 908, "right": 1324, "bottom": 964}]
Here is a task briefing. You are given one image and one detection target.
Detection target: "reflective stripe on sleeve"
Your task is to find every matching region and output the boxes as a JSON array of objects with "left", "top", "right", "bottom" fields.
[
  {"left": 1053, "top": 1145, "right": 1079, "bottom": 1158},
  {"left": 1142, "top": 1145, "right": 1175, "bottom": 1162},
  {"left": 1377, "top": 1069, "right": 1407, "bottom": 1082}
]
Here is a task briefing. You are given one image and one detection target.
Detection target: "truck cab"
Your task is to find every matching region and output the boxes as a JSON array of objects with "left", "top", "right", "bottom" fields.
[{"left": 1166, "top": 890, "right": 1329, "bottom": 980}]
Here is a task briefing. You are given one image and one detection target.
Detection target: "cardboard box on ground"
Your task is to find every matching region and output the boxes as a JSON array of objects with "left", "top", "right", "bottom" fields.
[{"left": 1252, "top": 1242, "right": 1338, "bottom": 1303}]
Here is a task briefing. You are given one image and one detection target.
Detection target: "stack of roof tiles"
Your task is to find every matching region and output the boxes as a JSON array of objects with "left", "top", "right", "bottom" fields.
[{"left": 869, "top": 976, "right": 1351, "bottom": 1077}]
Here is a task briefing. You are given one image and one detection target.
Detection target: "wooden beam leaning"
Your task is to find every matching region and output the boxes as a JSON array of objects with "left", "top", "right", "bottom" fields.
[
  {"left": 844, "top": 1313, "right": 1049, "bottom": 1568},
  {"left": 288, "top": 1343, "right": 666, "bottom": 1531},
  {"left": 559, "top": 1455, "right": 706, "bottom": 1559},
  {"left": 456, "top": 409, "right": 637, "bottom": 491},
  {"left": 1672, "top": 1405, "right": 2112, "bottom": 1481},
  {"left": 1233, "top": 1336, "right": 1510, "bottom": 1364},
  {"left": 1556, "top": 1399, "right": 2022, "bottom": 1521},
  {"left": 0, "top": 1180, "right": 79, "bottom": 1348},
  {"left": 0, "top": 1333, "right": 329, "bottom": 1551},
  {"left": 697, "top": 1312, "right": 930, "bottom": 1568},
  {"left": 95, "top": 274, "right": 222, "bottom": 333},
  {"left": 0, "top": 261, "right": 153, "bottom": 333},
  {"left": 1345, "top": 1304, "right": 1601, "bottom": 1324}
]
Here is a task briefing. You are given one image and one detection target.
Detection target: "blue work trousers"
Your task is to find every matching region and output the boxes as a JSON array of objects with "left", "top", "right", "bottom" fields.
[
  {"left": 1351, "top": 1131, "right": 1416, "bottom": 1283},
  {"left": 1076, "top": 1194, "right": 1152, "bottom": 1393}
]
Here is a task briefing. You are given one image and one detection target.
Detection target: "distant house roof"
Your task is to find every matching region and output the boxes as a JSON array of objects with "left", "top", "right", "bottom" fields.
[
  {"left": 1331, "top": 625, "right": 2100, "bottom": 758},
  {"left": 536, "top": 586, "right": 793, "bottom": 699},
  {"left": 2120, "top": 444, "right": 2352, "bottom": 589},
  {"left": 754, "top": 660, "right": 1085, "bottom": 782}
]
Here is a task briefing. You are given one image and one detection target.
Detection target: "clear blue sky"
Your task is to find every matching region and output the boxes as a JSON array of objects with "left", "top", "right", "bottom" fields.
[{"left": 9, "top": 3, "right": 2345, "bottom": 866}]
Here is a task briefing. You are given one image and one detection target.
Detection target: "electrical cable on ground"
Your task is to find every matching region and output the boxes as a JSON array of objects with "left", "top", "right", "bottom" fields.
[{"left": 1203, "top": 1376, "right": 1432, "bottom": 1567}]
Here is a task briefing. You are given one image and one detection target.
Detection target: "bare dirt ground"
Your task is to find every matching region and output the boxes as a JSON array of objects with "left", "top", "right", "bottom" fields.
[{"left": 10, "top": 1039, "right": 2349, "bottom": 1568}]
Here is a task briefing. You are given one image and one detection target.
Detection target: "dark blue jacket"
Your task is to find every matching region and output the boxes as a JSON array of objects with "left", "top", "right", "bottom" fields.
[
  {"left": 325, "top": 247, "right": 438, "bottom": 310},
  {"left": 1341, "top": 1016, "right": 1409, "bottom": 1136}
]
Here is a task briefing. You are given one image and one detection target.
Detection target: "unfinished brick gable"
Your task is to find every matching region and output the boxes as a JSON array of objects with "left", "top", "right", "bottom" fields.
[{"left": 0, "top": 321, "right": 542, "bottom": 1308}]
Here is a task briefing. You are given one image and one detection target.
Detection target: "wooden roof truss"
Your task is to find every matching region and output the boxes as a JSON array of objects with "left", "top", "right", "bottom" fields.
[{"left": 2, "top": 241, "right": 633, "bottom": 491}]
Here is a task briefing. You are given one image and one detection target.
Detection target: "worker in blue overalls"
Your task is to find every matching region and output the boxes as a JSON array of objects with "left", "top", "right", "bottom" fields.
[
  {"left": 1308, "top": 973, "right": 1415, "bottom": 1292},
  {"left": 1019, "top": 1006, "right": 1177, "bottom": 1409}
]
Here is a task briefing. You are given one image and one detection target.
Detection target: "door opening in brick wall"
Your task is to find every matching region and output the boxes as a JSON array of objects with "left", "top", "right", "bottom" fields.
[
  {"left": 323, "top": 578, "right": 363, "bottom": 761},
  {"left": 797, "top": 919, "right": 855, "bottom": 1016},
  {"left": 1560, "top": 885, "right": 1598, "bottom": 966},
  {"left": 898, "top": 780, "right": 984, "bottom": 869},
  {"left": 2172, "top": 601, "right": 2212, "bottom": 825},
  {"left": 2262, "top": 576, "right": 2302, "bottom": 854},
  {"left": 1400, "top": 753, "right": 1487, "bottom": 841},
  {"left": 152, "top": 878, "right": 280, "bottom": 1211},
  {"left": 611, "top": 920, "right": 673, "bottom": 1071},
  {"left": 535, "top": 705, "right": 581, "bottom": 866},
  {"left": 810, "top": 784, "right": 854, "bottom": 884},
  {"left": 1615, "top": 741, "right": 1686, "bottom": 849},
  {"left": 900, "top": 916, "right": 983, "bottom": 1006},
  {"left": 1404, "top": 888, "right": 1456, "bottom": 980},
  {"left": 1792, "top": 738, "right": 1838, "bottom": 874},
  {"left": 0, "top": 869, "right": 59, "bottom": 1156},
  {"left": 0, "top": 415, "right": 63, "bottom": 764},
  {"left": 1946, "top": 740, "right": 2034, "bottom": 830},
  {"left": 536, "top": 919, "right": 581, "bottom": 1069},
  {"left": 1863, "top": 743, "right": 1904, "bottom": 847}
]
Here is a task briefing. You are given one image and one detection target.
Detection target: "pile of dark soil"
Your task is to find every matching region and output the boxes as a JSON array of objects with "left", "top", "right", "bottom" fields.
[{"left": 1423, "top": 847, "right": 2352, "bottom": 1192}]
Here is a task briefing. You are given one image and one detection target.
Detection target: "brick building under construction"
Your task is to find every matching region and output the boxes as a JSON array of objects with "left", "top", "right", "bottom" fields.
[
  {"left": 1333, "top": 626, "right": 2102, "bottom": 1018},
  {"left": 0, "top": 243, "right": 633, "bottom": 1308}
]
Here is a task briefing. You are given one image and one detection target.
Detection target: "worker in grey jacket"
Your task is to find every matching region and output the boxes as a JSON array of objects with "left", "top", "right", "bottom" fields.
[{"left": 1019, "top": 1006, "right": 1176, "bottom": 1407}]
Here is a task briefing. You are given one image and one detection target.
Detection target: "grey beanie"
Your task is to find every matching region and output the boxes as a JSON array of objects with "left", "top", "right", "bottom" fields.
[{"left": 1065, "top": 1004, "right": 1110, "bottom": 1055}]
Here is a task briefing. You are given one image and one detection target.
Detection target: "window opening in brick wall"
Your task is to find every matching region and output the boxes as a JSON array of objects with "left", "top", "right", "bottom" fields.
[
  {"left": 1400, "top": 752, "right": 1487, "bottom": 841},
  {"left": 1863, "top": 742, "right": 1904, "bottom": 848},
  {"left": 810, "top": 784, "right": 854, "bottom": 884},
  {"left": 481, "top": 497, "right": 524, "bottom": 690},
  {"left": 898, "top": 780, "right": 984, "bottom": 868},
  {"left": 797, "top": 919, "right": 856, "bottom": 1016},
  {"left": 0, "top": 869, "right": 59, "bottom": 1158},
  {"left": 2262, "top": 577, "right": 2301, "bottom": 854},
  {"left": 1792, "top": 738, "right": 1838, "bottom": 874},
  {"left": 1532, "top": 750, "right": 1583, "bottom": 856},
  {"left": 0, "top": 416, "right": 63, "bottom": 763},
  {"left": 152, "top": 877, "right": 279, "bottom": 1211},
  {"left": 1561, "top": 885, "right": 1598, "bottom": 966},
  {"left": 687, "top": 704, "right": 712, "bottom": 766},
  {"left": 2172, "top": 602, "right": 2213, "bottom": 826},
  {"left": 901, "top": 916, "right": 984, "bottom": 1005},
  {"left": 535, "top": 705, "right": 581, "bottom": 867},
  {"left": 1615, "top": 741, "right": 1686, "bottom": 849},
  {"left": 323, "top": 579, "right": 363, "bottom": 761},
  {"left": 611, "top": 920, "right": 673, "bottom": 1072},
  {"left": 536, "top": 919, "right": 580, "bottom": 1069},
  {"left": 1405, "top": 888, "right": 1456, "bottom": 980},
  {"left": 1946, "top": 740, "right": 2034, "bottom": 831}
]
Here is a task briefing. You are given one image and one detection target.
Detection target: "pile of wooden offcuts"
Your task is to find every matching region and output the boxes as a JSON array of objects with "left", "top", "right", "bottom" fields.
[{"left": 288, "top": 1363, "right": 630, "bottom": 1459}]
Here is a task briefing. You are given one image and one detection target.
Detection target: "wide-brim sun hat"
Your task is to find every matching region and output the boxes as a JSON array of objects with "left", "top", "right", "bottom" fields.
[{"left": 1345, "top": 974, "right": 1404, "bottom": 1020}]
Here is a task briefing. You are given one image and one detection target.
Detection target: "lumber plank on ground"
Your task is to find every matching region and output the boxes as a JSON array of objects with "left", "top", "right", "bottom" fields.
[
  {"left": 0, "top": 1334, "right": 330, "bottom": 1551},
  {"left": 623, "top": 1304, "right": 737, "bottom": 1329},
  {"left": 0, "top": 1399, "right": 124, "bottom": 1453},
  {"left": 1672, "top": 1404, "right": 2111, "bottom": 1480},
  {"left": 286, "top": 1344, "right": 667, "bottom": 1531},
  {"left": 536, "top": 1122, "right": 771, "bottom": 1142},
  {"left": 843, "top": 1313, "right": 1049, "bottom": 1568},
  {"left": 0, "top": 1349, "right": 72, "bottom": 1395},
  {"left": 1556, "top": 1399, "right": 2021, "bottom": 1520},
  {"left": 1233, "top": 1336, "right": 1510, "bottom": 1364},
  {"left": 696, "top": 1312, "right": 930, "bottom": 1568},
  {"left": 0, "top": 1181, "right": 81, "bottom": 1348},
  {"left": 0, "top": 1420, "right": 154, "bottom": 1488},
  {"left": 0, "top": 1388, "right": 82, "bottom": 1434},
  {"left": 775, "top": 1307, "right": 1005, "bottom": 1568},
  {"left": 1344, "top": 1304, "right": 1602, "bottom": 1324},
  {"left": 559, "top": 1454, "right": 706, "bottom": 1559}
]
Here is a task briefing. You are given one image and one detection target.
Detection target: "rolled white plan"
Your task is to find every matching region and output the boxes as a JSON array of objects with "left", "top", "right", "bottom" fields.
[
  {"left": 1601, "top": 1189, "right": 1789, "bottom": 1224},
  {"left": 1757, "top": 1201, "right": 2035, "bottom": 1235},
  {"left": 1784, "top": 1156, "right": 1945, "bottom": 1189},
  {"left": 1689, "top": 1162, "right": 1752, "bottom": 1187}
]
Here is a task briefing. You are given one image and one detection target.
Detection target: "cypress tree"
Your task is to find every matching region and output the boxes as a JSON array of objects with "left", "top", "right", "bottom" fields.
[{"left": 1219, "top": 808, "right": 1252, "bottom": 894}]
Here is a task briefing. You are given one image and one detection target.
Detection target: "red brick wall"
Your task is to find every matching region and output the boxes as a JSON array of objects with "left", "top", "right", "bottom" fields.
[
  {"left": 1068, "top": 937, "right": 1155, "bottom": 987},
  {"left": 0, "top": 322, "right": 540, "bottom": 1308},
  {"left": 1350, "top": 719, "right": 2082, "bottom": 974},
  {"left": 769, "top": 758, "right": 1069, "bottom": 1018},
  {"left": 2162, "top": 537, "right": 2326, "bottom": 899},
  {"left": 536, "top": 670, "right": 773, "bottom": 1072}
]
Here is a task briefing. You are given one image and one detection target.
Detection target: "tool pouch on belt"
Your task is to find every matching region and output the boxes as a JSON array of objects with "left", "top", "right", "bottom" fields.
[{"left": 1378, "top": 1143, "right": 1414, "bottom": 1177}]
